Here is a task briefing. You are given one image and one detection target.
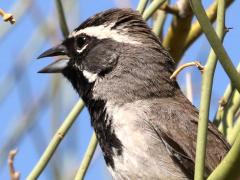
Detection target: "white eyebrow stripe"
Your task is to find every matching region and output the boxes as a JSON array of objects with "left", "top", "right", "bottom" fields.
[
  {"left": 77, "top": 44, "right": 88, "bottom": 53},
  {"left": 70, "top": 24, "right": 142, "bottom": 45}
]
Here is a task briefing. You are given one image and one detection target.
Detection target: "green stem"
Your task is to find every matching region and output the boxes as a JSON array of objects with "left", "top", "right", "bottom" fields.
[
  {"left": 213, "top": 64, "right": 240, "bottom": 127},
  {"left": 152, "top": 8, "right": 167, "bottom": 37},
  {"left": 207, "top": 132, "right": 240, "bottom": 180},
  {"left": 189, "top": 0, "right": 240, "bottom": 93},
  {"left": 55, "top": 0, "right": 69, "bottom": 37},
  {"left": 214, "top": 84, "right": 234, "bottom": 126},
  {"left": 26, "top": 100, "right": 84, "bottom": 180},
  {"left": 225, "top": 91, "right": 240, "bottom": 144},
  {"left": 142, "top": 0, "right": 166, "bottom": 21},
  {"left": 74, "top": 133, "right": 98, "bottom": 180},
  {"left": 228, "top": 112, "right": 240, "bottom": 145},
  {"left": 193, "top": 0, "right": 225, "bottom": 179},
  {"left": 137, "top": 0, "right": 149, "bottom": 14},
  {"left": 218, "top": 89, "right": 240, "bottom": 136}
]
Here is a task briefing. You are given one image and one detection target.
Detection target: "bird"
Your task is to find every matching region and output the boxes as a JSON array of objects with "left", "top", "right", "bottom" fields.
[{"left": 37, "top": 8, "right": 230, "bottom": 179}]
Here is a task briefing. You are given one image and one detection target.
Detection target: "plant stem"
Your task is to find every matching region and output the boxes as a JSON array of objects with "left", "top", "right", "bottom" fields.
[
  {"left": 55, "top": 0, "right": 69, "bottom": 37},
  {"left": 218, "top": 90, "right": 240, "bottom": 136},
  {"left": 228, "top": 112, "right": 240, "bottom": 145},
  {"left": 193, "top": 0, "right": 225, "bottom": 179},
  {"left": 207, "top": 132, "right": 240, "bottom": 180},
  {"left": 162, "top": 0, "right": 193, "bottom": 62},
  {"left": 27, "top": 100, "right": 84, "bottom": 180},
  {"left": 0, "top": 0, "right": 33, "bottom": 40},
  {"left": 225, "top": 91, "right": 240, "bottom": 144},
  {"left": 142, "top": 0, "right": 166, "bottom": 21},
  {"left": 152, "top": 8, "right": 167, "bottom": 37},
  {"left": 74, "top": 133, "right": 98, "bottom": 180},
  {"left": 213, "top": 64, "right": 240, "bottom": 127},
  {"left": 183, "top": 0, "right": 233, "bottom": 52},
  {"left": 214, "top": 84, "right": 234, "bottom": 126},
  {"left": 189, "top": 0, "right": 240, "bottom": 93},
  {"left": 0, "top": 8, "right": 15, "bottom": 24},
  {"left": 136, "top": 0, "right": 149, "bottom": 14}
]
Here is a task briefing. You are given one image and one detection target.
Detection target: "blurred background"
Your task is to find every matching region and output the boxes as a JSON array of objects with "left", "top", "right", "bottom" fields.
[{"left": 0, "top": 0, "right": 239, "bottom": 179}]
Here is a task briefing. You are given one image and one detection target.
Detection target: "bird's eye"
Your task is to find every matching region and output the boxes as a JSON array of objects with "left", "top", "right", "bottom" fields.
[{"left": 76, "top": 36, "right": 87, "bottom": 48}]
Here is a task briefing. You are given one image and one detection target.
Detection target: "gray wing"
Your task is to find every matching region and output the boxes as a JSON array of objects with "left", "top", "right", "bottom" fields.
[{"left": 146, "top": 97, "right": 230, "bottom": 178}]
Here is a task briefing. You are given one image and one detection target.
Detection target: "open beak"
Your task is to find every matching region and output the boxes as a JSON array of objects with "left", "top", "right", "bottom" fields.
[{"left": 37, "top": 44, "right": 69, "bottom": 73}]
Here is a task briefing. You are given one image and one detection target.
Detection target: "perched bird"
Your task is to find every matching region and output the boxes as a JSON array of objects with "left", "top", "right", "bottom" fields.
[{"left": 38, "top": 9, "right": 230, "bottom": 179}]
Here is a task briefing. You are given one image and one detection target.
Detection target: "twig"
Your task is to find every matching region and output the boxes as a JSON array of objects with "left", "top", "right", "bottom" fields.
[
  {"left": 159, "top": 4, "right": 179, "bottom": 15},
  {"left": 0, "top": 8, "right": 15, "bottom": 24},
  {"left": 228, "top": 112, "right": 240, "bottom": 145},
  {"left": 189, "top": 0, "right": 228, "bottom": 179},
  {"left": 0, "top": 90, "right": 49, "bottom": 168},
  {"left": 152, "top": 1, "right": 168, "bottom": 38},
  {"left": 137, "top": 0, "right": 149, "bottom": 14},
  {"left": 185, "top": 72, "right": 193, "bottom": 103},
  {"left": 8, "top": 149, "right": 20, "bottom": 180},
  {"left": 170, "top": 61, "right": 204, "bottom": 79},
  {"left": 218, "top": 89, "right": 240, "bottom": 142},
  {"left": 55, "top": 0, "right": 69, "bottom": 37},
  {"left": 162, "top": 0, "right": 193, "bottom": 62},
  {"left": 213, "top": 63, "right": 240, "bottom": 126},
  {"left": 0, "top": 0, "right": 33, "bottom": 40},
  {"left": 74, "top": 133, "right": 98, "bottom": 180},
  {"left": 214, "top": 88, "right": 233, "bottom": 126},
  {"left": 26, "top": 99, "right": 85, "bottom": 180},
  {"left": 189, "top": 0, "right": 240, "bottom": 93},
  {"left": 142, "top": 0, "right": 166, "bottom": 21},
  {"left": 218, "top": 89, "right": 240, "bottom": 136},
  {"left": 27, "top": 0, "right": 85, "bottom": 179},
  {"left": 184, "top": 0, "right": 234, "bottom": 52},
  {"left": 208, "top": 132, "right": 240, "bottom": 180}
]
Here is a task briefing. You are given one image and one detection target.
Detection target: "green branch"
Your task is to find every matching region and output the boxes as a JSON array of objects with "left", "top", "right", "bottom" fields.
[
  {"left": 55, "top": 0, "right": 69, "bottom": 37},
  {"left": 27, "top": 100, "right": 84, "bottom": 180},
  {"left": 214, "top": 84, "right": 234, "bottom": 126},
  {"left": 225, "top": 91, "right": 240, "bottom": 144},
  {"left": 136, "top": 0, "right": 149, "bottom": 14},
  {"left": 142, "top": 0, "right": 166, "bottom": 21},
  {"left": 208, "top": 132, "right": 240, "bottom": 180},
  {"left": 214, "top": 64, "right": 240, "bottom": 128},
  {"left": 26, "top": 1, "right": 84, "bottom": 178},
  {"left": 183, "top": 0, "right": 234, "bottom": 54},
  {"left": 189, "top": 0, "right": 240, "bottom": 93},
  {"left": 74, "top": 133, "right": 98, "bottom": 180},
  {"left": 228, "top": 112, "right": 240, "bottom": 145},
  {"left": 193, "top": 0, "right": 225, "bottom": 179},
  {"left": 218, "top": 90, "right": 240, "bottom": 137},
  {"left": 152, "top": 8, "right": 167, "bottom": 37}
]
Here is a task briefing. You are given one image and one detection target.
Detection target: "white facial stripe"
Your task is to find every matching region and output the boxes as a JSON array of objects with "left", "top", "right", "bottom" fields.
[
  {"left": 77, "top": 44, "right": 88, "bottom": 53},
  {"left": 83, "top": 70, "right": 98, "bottom": 83},
  {"left": 70, "top": 24, "right": 141, "bottom": 45}
]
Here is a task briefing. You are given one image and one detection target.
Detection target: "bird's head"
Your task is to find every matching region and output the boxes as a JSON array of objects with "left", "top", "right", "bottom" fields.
[{"left": 38, "top": 8, "right": 177, "bottom": 102}]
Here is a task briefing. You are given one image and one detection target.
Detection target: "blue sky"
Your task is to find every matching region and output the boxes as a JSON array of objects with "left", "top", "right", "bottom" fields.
[{"left": 0, "top": 0, "right": 239, "bottom": 179}]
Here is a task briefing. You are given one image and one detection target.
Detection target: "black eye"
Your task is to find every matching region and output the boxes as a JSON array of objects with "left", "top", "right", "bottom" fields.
[{"left": 76, "top": 36, "right": 87, "bottom": 48}]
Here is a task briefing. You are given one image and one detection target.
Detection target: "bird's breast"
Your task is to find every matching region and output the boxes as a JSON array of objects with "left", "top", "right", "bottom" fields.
[{"left": 91, "top": 101, "right": 189, "bottom": 180}]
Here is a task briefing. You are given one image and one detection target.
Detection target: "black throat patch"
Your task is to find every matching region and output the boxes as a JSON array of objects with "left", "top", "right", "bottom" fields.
[
  {"left": 63, "top": 66, "right": 123, "bottom": 169},
  {"left": 87, "top": 98, "right": 123, "bottom": 169}
]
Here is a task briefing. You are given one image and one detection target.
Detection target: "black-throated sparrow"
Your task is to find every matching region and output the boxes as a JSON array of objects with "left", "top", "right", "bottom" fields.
[{"left": 38, "top": 9, "right": 230, "bottom": 179}]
